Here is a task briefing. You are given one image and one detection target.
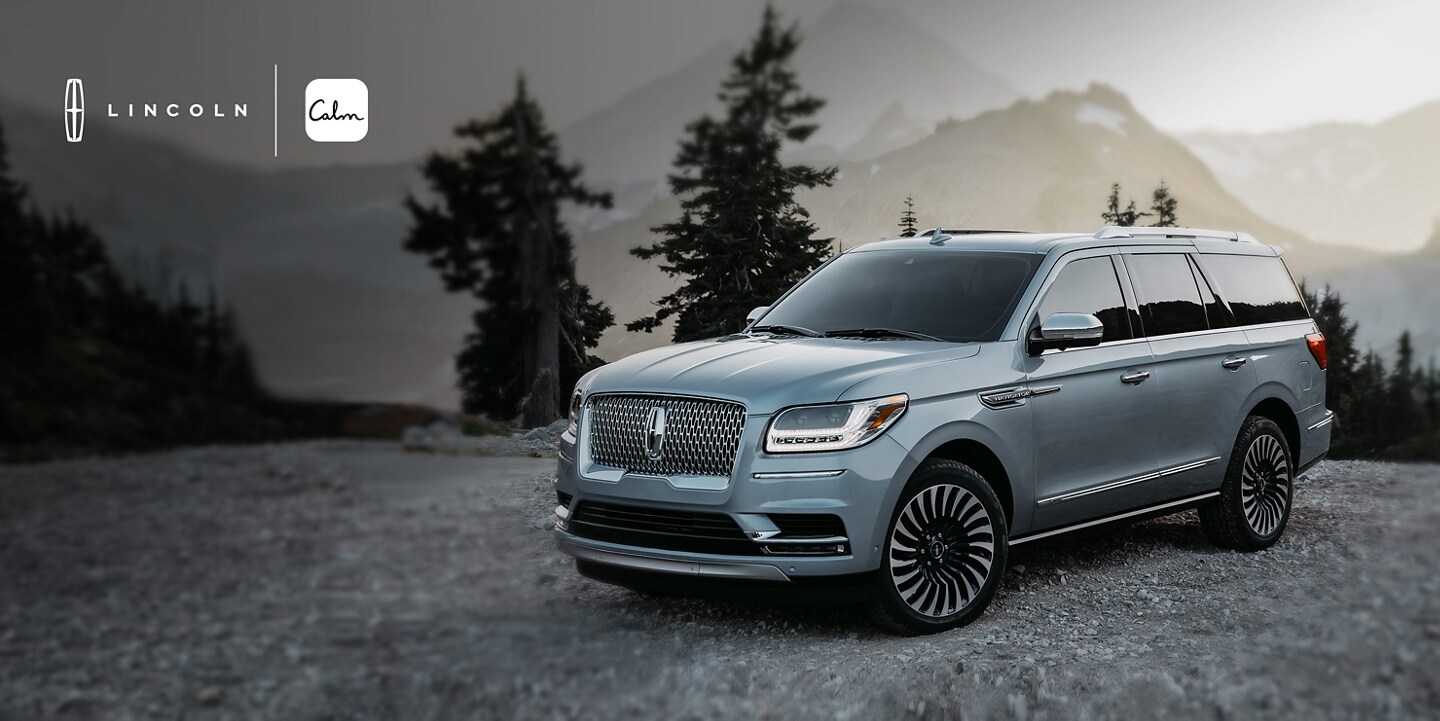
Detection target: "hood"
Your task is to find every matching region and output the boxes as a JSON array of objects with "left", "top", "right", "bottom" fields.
[{"left": 583, "top": 336, "right": 982, "bottom": 414}]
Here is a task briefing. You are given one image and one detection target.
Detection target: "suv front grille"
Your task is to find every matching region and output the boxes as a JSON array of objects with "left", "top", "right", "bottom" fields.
[
  {"left": 569, "top": 501, "right": 762, "bottom": 556},
  {"left": 586, "top": 394, "right": 746, "bottom": 477}
]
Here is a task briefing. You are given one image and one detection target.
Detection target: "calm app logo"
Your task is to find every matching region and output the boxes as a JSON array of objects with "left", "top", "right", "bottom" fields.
[
  {"left": 305, "top": 79, "right": 368, "bottom": 142},
  {"left": 65, "top": 79, "right": 85, "bottom": 142}
]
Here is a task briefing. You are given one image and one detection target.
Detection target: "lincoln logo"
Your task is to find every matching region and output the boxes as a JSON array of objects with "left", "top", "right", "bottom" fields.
[
  {"left": 65, "top": 79, "right": 84, "bottom": 142},
  {"left": 62, "top": 77, "right": 249, "bottom": 145},
  {"left": 644, "top": 406, "right": 667, "bottom": 461}
]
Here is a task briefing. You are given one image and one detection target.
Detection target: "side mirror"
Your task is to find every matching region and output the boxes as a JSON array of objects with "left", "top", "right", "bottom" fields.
[
  {"left": 745, "top": 306, "right": 769, "bottom": 326},
  {"left": 1028, "top": 313, "right": 1104, "bottom": 356}
]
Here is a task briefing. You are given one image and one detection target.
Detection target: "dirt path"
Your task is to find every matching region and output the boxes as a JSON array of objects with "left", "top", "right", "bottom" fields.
[{"left": 2, "top": 443, "right": 1437, "bottom": 720}]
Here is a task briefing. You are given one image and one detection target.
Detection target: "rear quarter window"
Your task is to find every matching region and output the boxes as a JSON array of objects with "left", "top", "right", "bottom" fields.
[{"left": 1202, "top": 254, "right": 1309, "bottom": 325}]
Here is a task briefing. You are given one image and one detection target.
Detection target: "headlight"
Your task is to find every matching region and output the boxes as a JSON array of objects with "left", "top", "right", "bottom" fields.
[
  {"left": 567, "top": 388, "right": 584, "bottom": 436},
  {"left": 765, "top": 394, "right": 908, "bottom": 453}
]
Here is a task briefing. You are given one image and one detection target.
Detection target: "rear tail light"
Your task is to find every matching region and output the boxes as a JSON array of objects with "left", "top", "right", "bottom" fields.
[{"left": 1306, "top": 333, "right": 1328, "bottom": 370}]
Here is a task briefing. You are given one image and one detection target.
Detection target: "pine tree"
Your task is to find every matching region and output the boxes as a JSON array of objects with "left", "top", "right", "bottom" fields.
[
  {"left": 1302, "top": 285, "right": 1358, "bottom": 407},
  {"left": 404, "top": 77, "right": 613, "bottom": 425},
  {"left": 629, "top": 5, "right": 837, "bottom": 341},
  {"left": 899, "top": 194, "right": 918, "bottom": 237},
  {"left": 1100, "top": 183, "right": 1151, "bottom": 226},
  {"left": 1419, "top": 361, "right": 1440, "bottom": 460},
  {"left": 1425, "top": 361, "right": 1439, "bottom": 429},
  {"left": 1385, "top": 331, "right": 1420, "bottom": 450},
  {"left": 1348, "top": 352, "right": 1391, "bottom": 457},
  {"left": 1302, "top": 283, "right": 1362, "bottom": 456},
  {"left": 0, "top": 115, "right": 272, "bottom": 453},
  {"left": 1150, "top": 181, "right": 1179, "bottom": 227},
  {"left": 0, "top": 121, "right": 47, "bottom": 360}
]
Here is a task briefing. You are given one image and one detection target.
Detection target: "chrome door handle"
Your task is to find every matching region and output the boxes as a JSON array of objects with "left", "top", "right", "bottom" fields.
[
  {"left": 1120, "top": 370, "right": 1150, "bottom": 384},
  {"left": 1222, "top": 357, "right": 1248, "bottom": 370}
]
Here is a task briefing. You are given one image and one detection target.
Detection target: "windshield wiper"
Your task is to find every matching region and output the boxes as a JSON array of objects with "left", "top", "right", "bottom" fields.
[
  {"left": 823, "top": 327, "right": 945, "bottom": 342},
  {"left": 749, "top": 324, "right": 822, "bottom": 338}
]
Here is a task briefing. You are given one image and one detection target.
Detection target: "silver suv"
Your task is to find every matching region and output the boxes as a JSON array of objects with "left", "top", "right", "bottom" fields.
[{"left": 553, "top": 226, "right": 1332, "bottom": 634}]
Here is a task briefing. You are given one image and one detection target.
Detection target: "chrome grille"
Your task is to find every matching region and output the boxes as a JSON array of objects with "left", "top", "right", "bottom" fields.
[{"left": 586, "top": 394, "right": 746, "bottom": 477}]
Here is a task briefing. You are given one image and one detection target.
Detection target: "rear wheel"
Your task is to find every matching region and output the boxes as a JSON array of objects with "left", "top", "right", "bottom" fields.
[
  {"left": 1200, "top": 416, "right": 1294, "bottom": 551},
  {"left": 868, "top": 459, "right": 1008, "bottom": 635}
]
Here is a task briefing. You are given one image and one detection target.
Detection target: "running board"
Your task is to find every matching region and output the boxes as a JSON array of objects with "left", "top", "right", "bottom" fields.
[{"left": 1010, "top": 491, "right": 1219, "bottom": 546}]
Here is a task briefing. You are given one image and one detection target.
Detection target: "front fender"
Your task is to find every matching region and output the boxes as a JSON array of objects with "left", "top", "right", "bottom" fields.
[{"left": 868, "top": 393, "right": 1035, "bottom": 546}]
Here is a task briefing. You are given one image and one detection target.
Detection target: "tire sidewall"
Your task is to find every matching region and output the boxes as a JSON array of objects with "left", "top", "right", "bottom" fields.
[{"left": 876, "top": 461, "right": 1009, "bottom": 633}]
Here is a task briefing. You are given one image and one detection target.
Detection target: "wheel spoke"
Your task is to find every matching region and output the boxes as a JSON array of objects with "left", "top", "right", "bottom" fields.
[
  {"left": 888, "top": 482, "right": 997, "bottom": 618},
  {"left": 1238, "top": 434, "right": 1291, "bottom": 537}
]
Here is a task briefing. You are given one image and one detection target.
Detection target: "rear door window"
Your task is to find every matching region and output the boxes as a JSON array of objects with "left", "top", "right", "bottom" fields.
[
  {"left": 1202, "top": 254, "right": 1309, "bottom": 325},
  {"left": 1191, "top": 256, "right": 1234, "bottom": 329},
  {"left": 1125, "top": 254, "right": 1209, "bottom": 337}
]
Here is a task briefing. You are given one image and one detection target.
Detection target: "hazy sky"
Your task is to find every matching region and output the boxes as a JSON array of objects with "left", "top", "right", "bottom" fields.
[{"left": 3, "top": 0, "right": 1437, "bottom": 168}]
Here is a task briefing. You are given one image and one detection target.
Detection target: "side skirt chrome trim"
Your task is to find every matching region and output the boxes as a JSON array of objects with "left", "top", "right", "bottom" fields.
[
  {"left": 1307, "top": 411, "right": 1335, "bottom": 431},
  {"left": 1012, "top": 492, "right": 1220, "bottom": 546},
  {"left": 1036, "top": 456, "right": 1222, "bottom": 507}
]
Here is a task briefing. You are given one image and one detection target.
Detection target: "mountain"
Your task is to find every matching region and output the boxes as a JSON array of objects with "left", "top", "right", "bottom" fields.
[
  {"left": 1182, "top": 101, "right": 1440, "bottom": 252},
  {"left": 560, "top": 1, "right": 1018, "bottom": 187},
  {"left": 576, "top": 84, "right": 1389, "bottom": 360},
  {"left": 1318, "top": 225, "right": 1440, "bottom": 364},
  {"left": 798, "top": 85, "right": 1332, "bottom": 262}
]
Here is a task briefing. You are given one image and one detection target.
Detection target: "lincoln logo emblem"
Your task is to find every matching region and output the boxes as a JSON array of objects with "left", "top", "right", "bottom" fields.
[
  {"left": 65, "top": 79, "right": 84, "bottom": 143},
  {"left": 644, "top": 406, "right": 667, "bottom": 461}
]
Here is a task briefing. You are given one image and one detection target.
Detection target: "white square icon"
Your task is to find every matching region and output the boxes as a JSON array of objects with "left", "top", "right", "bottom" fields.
[{"left": 305, "top": 79, "right": 368, "bottom": 142}]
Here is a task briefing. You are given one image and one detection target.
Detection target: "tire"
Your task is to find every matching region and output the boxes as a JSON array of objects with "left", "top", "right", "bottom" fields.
[
  {"left": 867, "top": 459, "right": 1008, "bottom": 635},
  {"left": 1200, "top": 416, "right": 1294, "bottom": 551}
]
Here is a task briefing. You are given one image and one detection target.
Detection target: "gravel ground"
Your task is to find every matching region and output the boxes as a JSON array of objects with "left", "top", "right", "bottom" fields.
[{"left": 2, "top": 443, "right": 1438, "bottom": 720}]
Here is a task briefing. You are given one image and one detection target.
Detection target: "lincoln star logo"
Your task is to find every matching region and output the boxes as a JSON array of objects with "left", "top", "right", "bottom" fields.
[
  {"left": 62, "top": 77, "right": 249, "bottom": 145},
  {"left": 644, "top": 406, "right": 667, "bottom": 461},
  {"left": 65, "top": 79, "right": 84, "bottom": 142}
]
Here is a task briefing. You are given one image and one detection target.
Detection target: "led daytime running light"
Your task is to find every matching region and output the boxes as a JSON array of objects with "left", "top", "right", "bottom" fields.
[{"left": 765, "top": 394, "right": 908, "bottom": 453}]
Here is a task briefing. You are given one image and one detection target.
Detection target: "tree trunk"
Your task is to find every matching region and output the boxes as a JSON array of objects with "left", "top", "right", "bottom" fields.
[{"left": 515, "top": 111, "right": 561, "bottom": 428}]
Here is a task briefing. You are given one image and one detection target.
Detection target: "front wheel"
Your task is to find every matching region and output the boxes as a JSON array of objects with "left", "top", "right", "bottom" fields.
[
  {"left": 1200, "top": 416, "right": 1294, "bottom": 551},
  {"left": 868, "top": 459, "right": 1008, "bottom": 635}
]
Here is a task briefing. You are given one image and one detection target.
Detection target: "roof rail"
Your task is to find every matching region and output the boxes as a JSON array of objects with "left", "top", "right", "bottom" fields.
[
  {"left": 918, "top": 228, "right": 1033, "bottom": 236},
  {"left": 1094, "top": 225, "right": 1258, "bottom": 244}
]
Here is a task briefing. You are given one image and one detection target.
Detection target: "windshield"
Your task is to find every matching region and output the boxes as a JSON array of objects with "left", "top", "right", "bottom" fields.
[{"left": 754, "top": 250, "right": 1039, "bottom": 342}]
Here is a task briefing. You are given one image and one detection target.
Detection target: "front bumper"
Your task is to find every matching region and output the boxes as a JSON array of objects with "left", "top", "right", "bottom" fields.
[
  {"left": 552, "top": 419, "right": 911, "bottom": 581},
  {"left": 555, "top": 533, "right": 792, "bottom": 581}
]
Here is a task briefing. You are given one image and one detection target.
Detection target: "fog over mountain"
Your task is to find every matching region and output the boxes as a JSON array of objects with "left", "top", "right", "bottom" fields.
[
  {"left": 576, "top": 84, "right": 1396, "bottom": 360},
  {"left": 8, "top": 0, "right": 1440, "bottom": 169},
  {"left": 1183, "top": 102, "right": 1440, "bottom": 253},
  {"left": 561, "top": 1, "right": 1016, "bottom": 188}
]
